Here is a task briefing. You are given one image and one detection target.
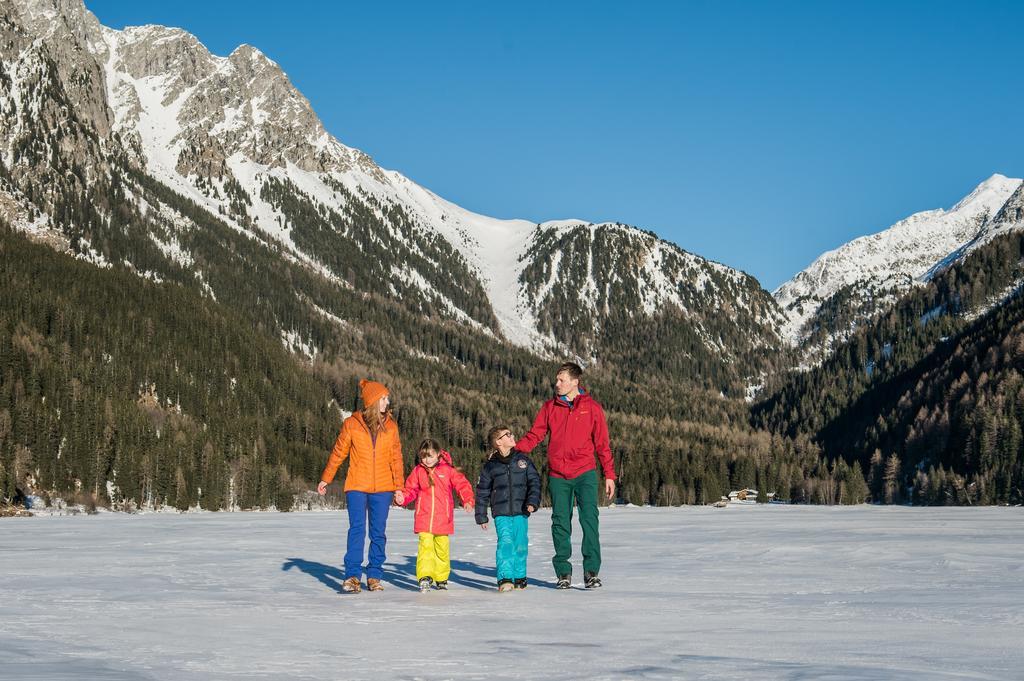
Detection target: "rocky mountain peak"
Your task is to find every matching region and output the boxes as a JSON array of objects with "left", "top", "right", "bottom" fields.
[
  {"left": 950, "top": 173, "right": 1019, "bottom": 214},
  {"left": 774, "top": 174, "right": 1023, "bottom": 359},
  {"left": 990, "top": 180, "right": 1024, "bottom": 228},
  {"left": 228, "top": 43, "right": 275, "bottom": 71},
  {"left": 111, "top": 25, "right": 218, "bottom": 89},
  {"left": 10, "top": 0, "right": 103, "bottom": 49},
  {"left": 5, "top": 0, "right": 111, "bottom": 136},
  {"left": 100, "top": 19, "right": 375, "bottom": 176}
]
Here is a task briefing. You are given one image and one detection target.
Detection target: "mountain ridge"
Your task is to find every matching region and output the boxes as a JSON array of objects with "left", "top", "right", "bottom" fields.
[
  {"left": 773, "top": 173, "right": 1024, "bottom": 363},
  {"left": 3, "top": 0, "right": 787, "bottom": 384}
]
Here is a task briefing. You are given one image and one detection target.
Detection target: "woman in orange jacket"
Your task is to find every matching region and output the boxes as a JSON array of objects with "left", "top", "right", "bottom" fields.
[{"left": 317, "top": 379, "right": 404, "bottom": 593}]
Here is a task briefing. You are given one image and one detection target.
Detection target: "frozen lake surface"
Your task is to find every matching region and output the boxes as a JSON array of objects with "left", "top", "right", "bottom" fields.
[{"left": 1, "top": 506, "right": 1021, "bottom": 680}]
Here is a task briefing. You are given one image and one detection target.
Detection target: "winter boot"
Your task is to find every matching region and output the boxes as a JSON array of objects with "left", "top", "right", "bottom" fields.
[
  {"left": 584, "top": 572, "right": 602, "bottom": 589},
  {"left": 342, "top": 577, "right": 362, "bottom": 593},
  {"left": 418, "top": 577, "right": 433, "bottom": 592},
  {"left": 366, "top": 578, "right": 385, "bottom": 591},
  {"left": 514, "top": 578, "right": 527, "bottom": 590},
  {"left": 556, "top": 574, "right": 571, "bottom": 590},
  {"left": 498, "top": 579, "right": 514, "bottom": 592},
  {"left": 434, "top": 580, "right": 448, "bottom": 590}
]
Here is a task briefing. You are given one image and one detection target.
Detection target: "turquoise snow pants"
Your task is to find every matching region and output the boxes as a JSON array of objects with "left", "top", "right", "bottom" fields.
[{"left": 493, "top": 515, "right": 529, "bottom": 582}]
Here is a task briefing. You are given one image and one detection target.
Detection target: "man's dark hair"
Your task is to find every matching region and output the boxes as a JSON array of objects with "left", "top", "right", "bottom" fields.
[{"left": 557, "top": 362, "right": 583, "bottom": 379}]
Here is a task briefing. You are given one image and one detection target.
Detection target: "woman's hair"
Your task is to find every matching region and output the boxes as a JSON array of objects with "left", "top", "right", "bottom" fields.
[
  {"left": 361, "top": 397, "right": 391, "bottom": 434},
  {"left": 485, "top": 425, "right": 511, "bottom": 461}
]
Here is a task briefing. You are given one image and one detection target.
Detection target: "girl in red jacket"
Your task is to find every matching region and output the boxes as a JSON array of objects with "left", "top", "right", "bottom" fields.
[{"left": 394, "top": 439, "right": 475, "bottom": 591}]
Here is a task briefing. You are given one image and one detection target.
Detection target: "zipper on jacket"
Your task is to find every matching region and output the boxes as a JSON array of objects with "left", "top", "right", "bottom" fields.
[
  {"left": 358, "top": 415, "right": 380, "bottom": 493},
  {"left": 429, "top": 468, "right": 436, "bottom": 533},
  {"left": 507, "top": 459, "right": 514, "bottom": 516}
]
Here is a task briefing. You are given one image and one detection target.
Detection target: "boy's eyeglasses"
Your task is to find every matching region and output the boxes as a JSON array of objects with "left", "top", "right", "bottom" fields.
[{"left": 500, "top": 432, "right": 514, "bottom": 440}]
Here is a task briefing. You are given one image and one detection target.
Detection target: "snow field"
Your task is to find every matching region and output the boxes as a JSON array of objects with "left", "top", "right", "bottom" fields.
[{"left": 0, "top": 506, "right": 1021, "bottom": 680}]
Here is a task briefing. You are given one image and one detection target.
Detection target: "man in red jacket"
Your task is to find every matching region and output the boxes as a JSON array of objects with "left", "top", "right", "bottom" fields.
[{"left": 516, "top": 362, "right": 616, "bottom": 589}]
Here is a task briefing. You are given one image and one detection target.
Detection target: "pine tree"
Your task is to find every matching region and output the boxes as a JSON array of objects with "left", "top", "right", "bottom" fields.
[{"left": 883, "top": 454, "right": 901, "bottom": 505}]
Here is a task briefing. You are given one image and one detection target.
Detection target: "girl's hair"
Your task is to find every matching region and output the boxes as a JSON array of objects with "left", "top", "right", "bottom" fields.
[
  {"left": 361, "top": 397, "right": 391, "bottom": 435},
  {"left": 418, "top": 438, "right": 442, "bottom": 459},
  {"left": 418, "top": 438, "right": 442, "bottom": 486},
  {"left": 485, "top": 425, "right": 511, "bottom": 461}
]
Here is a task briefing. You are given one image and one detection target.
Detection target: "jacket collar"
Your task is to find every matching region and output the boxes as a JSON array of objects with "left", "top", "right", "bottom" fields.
[
  {"left": 555, "top": 388, "right": 588, "bottom": 408},
  {"left": 493, "top": 449, "right": 518, "bottom": 463}
]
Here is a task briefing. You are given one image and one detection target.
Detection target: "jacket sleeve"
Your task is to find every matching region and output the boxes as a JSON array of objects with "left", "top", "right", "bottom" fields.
[
  {"left": 525, "top": 456, "right": 542, "bottom": 510},
  {"left": 514, "top": 403, "right": 549, "bottom": 453},
  {"left": 451, "top": 468, "right": 475, "bottom": 507},
  {"left": 401, "top": 468, "right": 421, "bottom": 506},
  {"left": 321, "top": 421, "right": 352, "bottom": 484},
  {"left": 592, "top": 402, "right": 616, "bottom": 480},
  {"left": 474, "top": 464, "right": 493, "bottom": 524},
  {"left": 390, "top": 427, "right": 405, "bottom": 488}
]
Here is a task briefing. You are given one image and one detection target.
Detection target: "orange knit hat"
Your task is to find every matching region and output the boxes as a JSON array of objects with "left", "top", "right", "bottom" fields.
[{"left": 359, "top": 379, "right": 389, "bottom": 407}]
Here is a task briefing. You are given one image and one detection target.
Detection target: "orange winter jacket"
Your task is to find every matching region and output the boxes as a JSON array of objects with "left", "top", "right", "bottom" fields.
[{"left": 320, "top": 412, "right": 404, "bottom": 493}]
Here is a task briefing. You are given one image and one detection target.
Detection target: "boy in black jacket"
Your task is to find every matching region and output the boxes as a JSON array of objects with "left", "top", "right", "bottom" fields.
[{"left": 476, "top": 426, "right": 542, "bottom": 591}]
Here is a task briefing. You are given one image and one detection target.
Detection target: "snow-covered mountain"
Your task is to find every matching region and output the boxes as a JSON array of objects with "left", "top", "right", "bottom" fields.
[
  {"left": 774, "top": 174, "right": 1024, "bottom": 358},
  {"left": 18, "top": 0, "right": 1024, "bottom": 382},
  {"left": 0, "top": 0, "right": 785, "bottom": 385}
]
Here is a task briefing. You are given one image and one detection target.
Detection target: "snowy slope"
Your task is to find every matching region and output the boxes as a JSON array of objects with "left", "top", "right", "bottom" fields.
[
  {"left": 86, "top": 10, "right": 778, "bottom": 356},
  {"left": 1, "top": 507, "right": 1021, "bottom": 680},
  {"left": 56, "top": 18, "right": 549, "bottom": 347},
  {"left": 0, "top": 0, "right": 789, "bottom": 373},
  {"left": 774, "top": 174, "right": 1023, "bottom": 346},
  {"left": 80, "top": 22, "right": 606, "bottom": 351}
]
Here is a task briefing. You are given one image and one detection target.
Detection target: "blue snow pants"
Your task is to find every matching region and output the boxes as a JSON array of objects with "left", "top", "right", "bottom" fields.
[
  {"left": 494, "top": 514, "right": 529, "bottom": 582},
  {"left": 344, "top": 491, "right": 393, "bottom": 580}
]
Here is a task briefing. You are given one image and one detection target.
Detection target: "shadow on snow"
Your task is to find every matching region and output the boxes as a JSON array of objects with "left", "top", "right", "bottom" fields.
[{"left": 282, "top": 555, "right": 556, "bottom": 592}]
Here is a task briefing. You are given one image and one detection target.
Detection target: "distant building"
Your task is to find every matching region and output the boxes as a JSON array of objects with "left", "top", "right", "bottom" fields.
[
  {"left": 728, "top": 488, "right": 759, "bottom": 504},
  {"left": 713, "top": 489, "right": 777, "bottom": 507}
]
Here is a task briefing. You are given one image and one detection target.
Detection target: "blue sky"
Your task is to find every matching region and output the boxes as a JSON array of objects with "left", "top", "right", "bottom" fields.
[{"left": 86, "top": 0, "right": 1024, "bottom": 290}]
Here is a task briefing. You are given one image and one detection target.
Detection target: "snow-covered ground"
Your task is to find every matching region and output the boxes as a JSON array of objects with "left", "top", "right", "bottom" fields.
[{"left": 1, "top": 506, "right": 1021, "bottom": 680}]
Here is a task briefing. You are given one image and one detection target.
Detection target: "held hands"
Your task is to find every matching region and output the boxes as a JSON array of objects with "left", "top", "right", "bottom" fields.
[
  {"left": 393, "top": 490, "right": 405, "bottom": 505},
  {"left": 526, "top": 505, "right": 536, "bottom": 513},
  {"left": 317, "top": 481, "right": 327, "bottom": 496}
]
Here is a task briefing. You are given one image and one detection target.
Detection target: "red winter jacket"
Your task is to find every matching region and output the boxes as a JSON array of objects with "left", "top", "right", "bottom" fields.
[
  {"left": 400, "top": 451, "right": 475, "bottom": 535},
  {"left": 515, "top": 391, "right": 617, "bottom": 481}
]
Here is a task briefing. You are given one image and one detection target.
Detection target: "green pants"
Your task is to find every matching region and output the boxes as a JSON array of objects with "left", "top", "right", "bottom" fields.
[{"left": 549, "top": 469, "right": 601, "bottom": 576}]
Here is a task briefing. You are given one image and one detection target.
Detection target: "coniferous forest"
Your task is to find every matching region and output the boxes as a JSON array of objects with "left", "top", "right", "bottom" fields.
[
  {"left": 0, "top": 219, "right": 851, "bottom": 511},
  {"left": 3, "top": 208, "right": 1024, "bottom": 509},
  {"left": 754, "top": 228, "right": 1024, "bottom": 505}
]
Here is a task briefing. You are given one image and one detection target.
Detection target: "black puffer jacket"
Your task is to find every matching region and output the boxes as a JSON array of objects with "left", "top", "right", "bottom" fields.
[{"left": 475, "top": 451, "right": 541, "bottom": 524}]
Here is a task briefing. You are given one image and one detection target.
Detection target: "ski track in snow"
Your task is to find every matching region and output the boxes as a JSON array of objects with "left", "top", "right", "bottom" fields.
[{"left": 1, "top": 507, "right": 1021, "bottom": 680}]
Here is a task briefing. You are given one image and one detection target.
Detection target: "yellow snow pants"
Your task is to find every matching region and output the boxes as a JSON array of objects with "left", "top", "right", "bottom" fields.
[{"left": 416, "top": 532, "right": 451, "bottom": 582}]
